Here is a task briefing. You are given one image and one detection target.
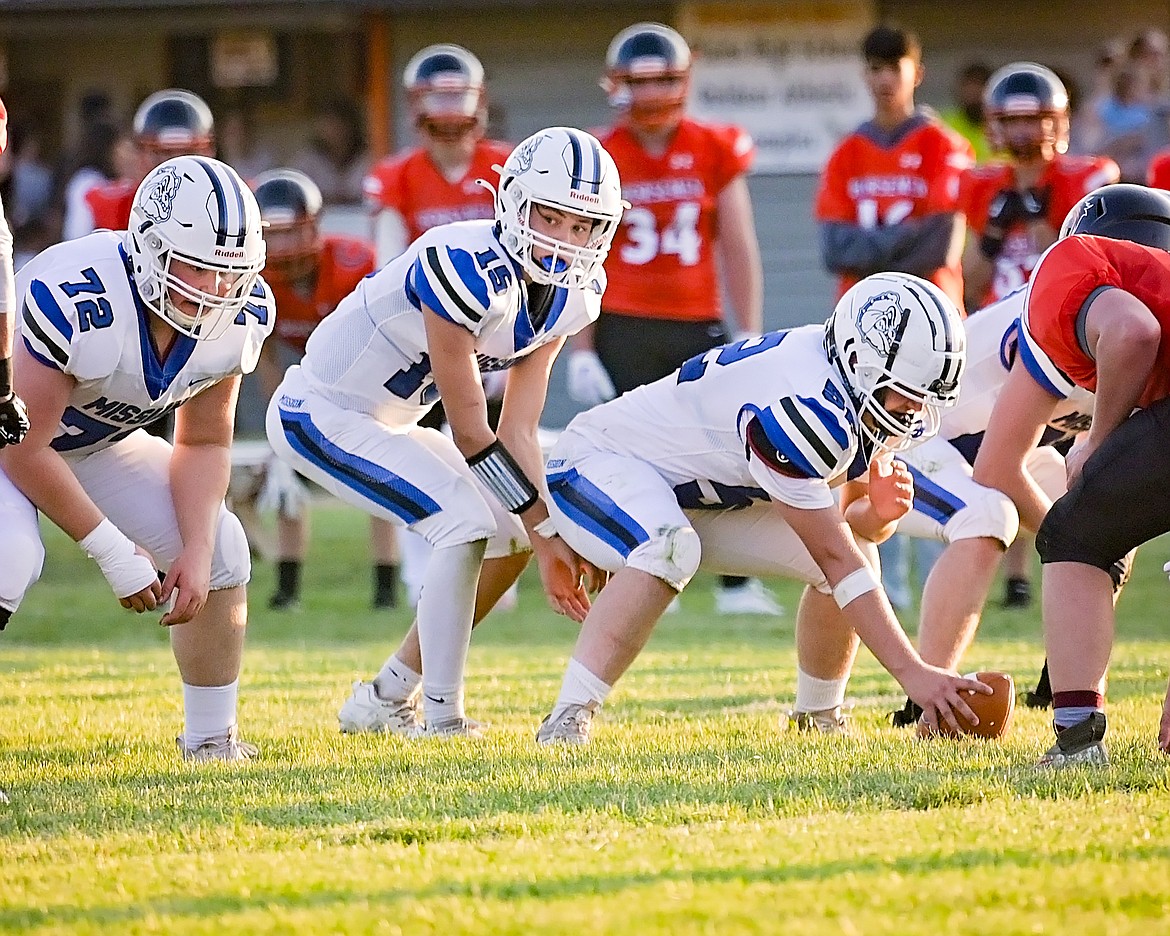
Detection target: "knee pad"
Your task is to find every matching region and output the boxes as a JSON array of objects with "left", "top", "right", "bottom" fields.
[
  {"left": 1036, "top": 495, "right": 1115, "bottom": 572},
  {"left": 625, "top": 524, "right": 702, "bottom": 591},
  {"left": 0, "top": 528, "right": 45, "bottom": 613},
  {"left": 211, "top": 509, "right": 252, "bottom": 590},
  {"left": 942, "top": 486, "right": 1020, "bottom": 547}
]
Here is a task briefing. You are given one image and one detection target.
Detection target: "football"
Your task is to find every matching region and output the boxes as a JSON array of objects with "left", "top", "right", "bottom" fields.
[{"left": 932, "top": 671, "right": 1016, "bottom": 739}]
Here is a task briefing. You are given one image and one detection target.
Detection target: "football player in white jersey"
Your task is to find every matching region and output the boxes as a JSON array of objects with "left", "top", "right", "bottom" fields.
[
  {"left": 0, "top": 155, "right": 271, "bottom": 761},
  {"left": 533, "top": 271, "right": 995, "bottom": 744},
  {"left": 267, "top": 127, "right": 626, "bottom": 737},
  {"left": 876, "top": 284, "right": 1093, "bottom": 728}
]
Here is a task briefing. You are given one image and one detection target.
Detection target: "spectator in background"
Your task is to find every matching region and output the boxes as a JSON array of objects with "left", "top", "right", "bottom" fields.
[
  {"left": 218, "top": 107, "right": 278, "bottom": 182},
  {"left": 815, "top": 24, "right": 974, "bottom": 612},
  {"left": 1071, "top": 39, "right": 1126, "bottom": 155},
  {"left": 943, "top": 62, "right": 993, "bottom": 164},
  {"left": 1097, "top": 66, "right": 1155, "bottom": 182},
  {"left": 293, "top": 96, "right": 371, "bottom": 206},
  {"left": 1, "top": 119, "right": 57, "bottom": 267},
  {"left": 566, "top": 22, "right": 781, "bottom": 617},
  {"left": 61, "top": 119, "right": 129, "bottom": 241}
]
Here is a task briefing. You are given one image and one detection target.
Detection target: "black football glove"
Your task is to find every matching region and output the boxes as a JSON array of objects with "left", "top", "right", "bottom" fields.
[
  {"left": 0, "top": 392, "right": 29, "bottom": 448},
  {"left": 980, "top": 189, "right": 1028, "bottom": 260}
]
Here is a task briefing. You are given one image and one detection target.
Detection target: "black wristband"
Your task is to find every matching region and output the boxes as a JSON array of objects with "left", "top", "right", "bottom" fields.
[
  {"left": 0, "top": 356, "right": 11, "bottom": 398},
  {"left": 979, "top": 230, "right": 1005, "bottom": 261},
  {"left": 466, "top": 439, "right": 540, "bottom": 514}
]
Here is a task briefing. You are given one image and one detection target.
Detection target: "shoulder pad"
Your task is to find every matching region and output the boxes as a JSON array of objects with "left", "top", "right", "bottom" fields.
[{"left": 747, "top": 395, "right": 856, "bottom": 481}]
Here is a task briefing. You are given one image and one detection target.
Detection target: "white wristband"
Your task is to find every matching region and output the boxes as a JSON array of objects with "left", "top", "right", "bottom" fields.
[
  {"left": 832, "top": 566, "right": 881, "bottom": 609},
  {"left": 533, "top": 516, "right": 558, "bottom": 539},
  {"left": 79, "top": 518, "right": 158, "bottom": 599}
]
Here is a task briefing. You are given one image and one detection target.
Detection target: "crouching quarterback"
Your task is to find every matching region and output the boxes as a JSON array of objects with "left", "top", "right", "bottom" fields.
[
  {"left": 267, "top": 127, "right": 625, "bottom": 737},
  {"left": 534, "top": 271, "right": 991, "bottom": 744},
  {"left": 0, "top": 155, "right": 272, "bottom": 761}
]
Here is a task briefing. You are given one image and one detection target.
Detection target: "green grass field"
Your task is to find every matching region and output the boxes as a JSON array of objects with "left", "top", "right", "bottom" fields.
[{"left": 3, "top": 504, "right": 1170, "bottom": 934}]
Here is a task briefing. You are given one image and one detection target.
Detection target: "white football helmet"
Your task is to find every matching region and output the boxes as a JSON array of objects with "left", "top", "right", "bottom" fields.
[
  {"left": 488, "top": 127, "right": 627, "bottom": 288},
  {"left": 825, "top": 272, "right": 965, "bottom": 453},
  {"left": 126, "top": 155, "right": 266, "bottom": 341}
]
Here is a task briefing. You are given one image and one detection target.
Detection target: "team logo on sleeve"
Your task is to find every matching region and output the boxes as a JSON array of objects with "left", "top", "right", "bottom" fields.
[
  {"left": 140, "top": 166, "right": 182, "bottom": 223},
  {"left": 857, "top": 291, "right": 904, "bottom": 355}
]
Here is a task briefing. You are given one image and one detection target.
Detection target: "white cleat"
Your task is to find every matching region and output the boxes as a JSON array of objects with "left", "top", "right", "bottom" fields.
[
  {"left": 421, "top": 716, "right": 486, "bottom": 738},
  {"left": 536, "top": 701, "right": 600, "bottom": 745},
  {"left": 177, "top": 725, "right": 258, "bottom": 762},
  {"left": 715, "top": 579, "right": 784, "bottom": 616},
  {"left": 787, "top": 705, "right": 852, "bottom": 735},
  {"left": 338, "top": 681, "right": 422, "bottom": 736}
]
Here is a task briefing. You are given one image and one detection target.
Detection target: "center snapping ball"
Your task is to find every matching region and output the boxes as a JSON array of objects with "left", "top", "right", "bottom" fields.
[{"left": 936, "top": 671, "right": 1016, "bottom": 739}]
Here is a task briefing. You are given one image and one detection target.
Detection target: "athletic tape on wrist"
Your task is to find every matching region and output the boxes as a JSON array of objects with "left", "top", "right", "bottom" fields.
[
  {"left": 832, "top": 566, "right": 881, "bottom": 609},
  {"left": 79, "top": 518, "right": 158, "bottom": 599},
  {"left": 466, "top": 440, "right": 539, "bottom": 514}
]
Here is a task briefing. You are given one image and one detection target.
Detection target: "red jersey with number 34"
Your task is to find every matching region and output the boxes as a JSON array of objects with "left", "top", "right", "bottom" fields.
[
  {"left": 362, "top": 140, "right": 514, "bottom": 245},
  {"left": 815, "top": 113, "right": 973, "bottom": 307},
  {"left": 269, "top": 234, "right": 376, "bottom": 355},
  {"left": 1022, "top": 235, "right": 1170, "bottom": 407},
  {"left": 597, "top": 118, "right": 755, "bottom": 321}
]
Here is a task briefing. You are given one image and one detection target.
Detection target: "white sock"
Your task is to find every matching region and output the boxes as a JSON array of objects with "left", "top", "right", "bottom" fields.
[
  {"left": 400, "top": 528, "right": 434, "bottom": 607},
  {"left": 182, "top": 679, "right": 239, "bottom": 745},
  {"left": 417, "top": 540, "right": 486, "bottom": 724},
  {"left": 555, "top": 657, "right": 612, "bottom": 711},
  {"left": 794, "top": 669, "right": 848, "bottom": 713},
  {"left": 373, "top": 655, "right": 421, "bottom": 702}
]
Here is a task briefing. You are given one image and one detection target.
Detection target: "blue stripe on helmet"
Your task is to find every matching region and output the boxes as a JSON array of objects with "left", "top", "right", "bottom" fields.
[
  {"left": 568, "top": 132, "right": 583, "bottom": 191},
  {"left": 192, "top": 157, "right": 229, "bottom": 247},
  {"left": 586, "top": 134, "right": 602, "bottom": 194}
]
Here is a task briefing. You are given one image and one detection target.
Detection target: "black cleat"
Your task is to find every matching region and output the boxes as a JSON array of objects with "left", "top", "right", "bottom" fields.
[
  {"left": 890, "top": 697, "right": 924, "bottom": 728},
  {"left": 268, "top": 590, "right": 300, "bottom": 611},
  {"left": 1003, "top": 577, "right": 1032, "bottom": 609},
  {"left": 1038, "top": 712, "right": 1108, "bottom": 767},
  {"left": 1023, "top": 661, "right": 1053, "bottom": 709}
]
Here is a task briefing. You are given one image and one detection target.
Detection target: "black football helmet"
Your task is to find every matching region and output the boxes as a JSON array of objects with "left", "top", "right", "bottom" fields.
[
  {"left": 1059, "top": 183, "right": 1170, "bottom": 251},
  {"left": 984, "top": 63, "right": 1069, "bottom": 161},
  {"left": 133, "top": 89, "right": 215, "bottom": 170},
  {"left": 603, "top": 23, "right": 692, "bottom": 132},
  {"left": 253, "top": 168, "right": 323, "bottom": 280},
  {"left": 403, "top": 43, "right": 486, "bottom": 143}
]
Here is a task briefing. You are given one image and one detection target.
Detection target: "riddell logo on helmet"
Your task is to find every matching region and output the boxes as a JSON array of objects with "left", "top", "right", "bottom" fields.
[
  {"left": 568, "top": 190, "right": 602, "bottom": 206},
  {"left": 214, "top": 247, "right": 246, "bottom": 259}
]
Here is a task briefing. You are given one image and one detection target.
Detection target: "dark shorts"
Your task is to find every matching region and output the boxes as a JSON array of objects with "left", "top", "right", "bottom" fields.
[
  {"left": 595, "top": 313, "right": 729, "bottom": 394},
  {"left": 1037, "top": 396, "right": 1170, "bottom": 571}
]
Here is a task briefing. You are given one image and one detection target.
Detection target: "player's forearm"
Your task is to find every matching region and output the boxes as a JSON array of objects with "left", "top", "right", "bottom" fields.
[
  {"left": 0, "top": 196, "right": 15, "bottom": 329},
  {"left": 843, "top": 497, "right": 898, "bottom": 544},
  {"left": 169, "top": 441, "right": 231, "bottom": 561},
  {"left": 568, "top": 321, "right": 598, "bottom": 353},
  {"left": 719, "top": 246, "right": 763, "bottom": 335},
  {"left": 496, "top": 421, "right": 552, "bottom": 529},
  {"left": 1088, "top": 326, "right": 1159, "bottom": 447},
  {"left": 0, "top": 314, "right": 13, "bottom": 371},
  {"left": 0, "top": 445, "right": 105, "bottom": 541}
]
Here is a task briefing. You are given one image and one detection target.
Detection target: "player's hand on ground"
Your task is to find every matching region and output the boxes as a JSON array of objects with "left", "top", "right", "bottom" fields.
[
  {"left": 867, "top": 455, "right": 914, "bottom": 523},
  {"left": 901, "top": 665, "right": 991, "bottom": 735},
  {"left": 158, "top": 550, "right": 212, "bottom": 626},
  {"left": 532, "top": 534, "right": 593, "bottom": 623},
  {"left": 117, "top": 546, "right": 164, "bottom": 613}
]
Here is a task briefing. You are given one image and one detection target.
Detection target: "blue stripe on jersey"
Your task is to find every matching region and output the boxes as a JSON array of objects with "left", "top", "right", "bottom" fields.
[
  {"left": 795, "top": 394, "right": 849, "bottom": 448},
  {"left": 22, "top": 335, "right": 62, "bottom": 371},
  {"left": 908, "top": 464, "right": 967, "bottom": 525},
  {"left": 132, "top": 274, "right": 197, "bottom": 401},
  {"left": 547, "top": 467, "right": 648, "bottom": 557},
  {"left": 1016, "top": 328, "right": 1070, "bottom": 399},
  {"left": 279, "top": 409, "right": 441, "bottom": 524},
  {"left": 446, "top": 247, "right": 490, "bottom": 308},
  {"left": 753, "top": 406, "right": 820, "bottom": 479},
  {"left": 28, "top": 280, "right": 75, "bottom": 342},
  {"left": 407, "top": 254, "right": 460, "bottom": 324}
]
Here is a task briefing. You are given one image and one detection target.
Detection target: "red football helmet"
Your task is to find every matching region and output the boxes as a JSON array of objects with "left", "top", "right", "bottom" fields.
[
  {"left": 253, "top": 168, "right": 323, "bottom": 282},
  {"left": 133, "top": 88, "right": 216, "bottom": 172},
  {"left": 403, "top": 44, "right": 486, "bottom": 143},
  {"left": 984, "top": 63, "right": 1069, "bottom": 162},
  {"left": 603, "top": 22, "right": 692, "bottom": 133}
]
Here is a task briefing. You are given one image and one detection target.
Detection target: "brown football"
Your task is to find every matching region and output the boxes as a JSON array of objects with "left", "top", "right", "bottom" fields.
[{"left": 934, "top": 671, "right": 1016, "bottom": 739}]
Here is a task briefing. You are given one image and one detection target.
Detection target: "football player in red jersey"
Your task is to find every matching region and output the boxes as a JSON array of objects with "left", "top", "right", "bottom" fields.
[
  {"left": 815, "top": 25, "right": 974, "bottom": 311},
  {"left": 958, "top": 64, "right": 1119, "bottom": 614},
  {"left": 959, "top": 63, "right": 1119, "bottom": 314},
  {"left": 83, "top": 89, "right": 216, "bottom": 236},
  {"left": 363, "top": 44, "right": 512, "bottom": 269},
  {"left": 363, "top": 44, "right": 513, "bottom": 608},
  {"left": 566, "top": 21, "right": 778, "bottom": 617},
  {"left": 1148, "top": 147, "right": 1170, "bottom": 191},
  {"left": 250, "top": 169, "right": 379, "bottom": 610},
  {"left": 973, "top": 184, "right": 1170, "bottom": 765}
]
